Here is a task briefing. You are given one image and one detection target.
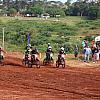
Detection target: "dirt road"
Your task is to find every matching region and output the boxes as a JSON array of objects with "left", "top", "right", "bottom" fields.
[{"left": 0, "top": 52, "right": 100, "bottom": 100}]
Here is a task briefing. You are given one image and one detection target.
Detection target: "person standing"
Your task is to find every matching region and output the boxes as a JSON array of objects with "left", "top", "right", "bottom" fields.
[
  {"left": 82, "top": 40, "right": 86, "bottom": 48},
  {"left": 74, "top": 45, "right": 79, "bottom": 58},
  {"left": 84, "top": 46, "right": 91, "bottom": 62},
  {"left": 91, "top": 44, "right": 96, "bottom": 62},
  {"left": 92, "top": 44, "right": 100, "bottom": 63}
]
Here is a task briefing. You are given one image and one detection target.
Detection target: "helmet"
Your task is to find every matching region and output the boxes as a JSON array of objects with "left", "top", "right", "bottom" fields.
[
  {"left": 48, "top": 43, "right": 51, "bottom": 46},
  {"left": 48, "top": 46, "right": 52, "bottom": 49},
  {"left": 28, "top": 44, "right": 31, "bottom": 47},
  {"left": 48, "top": 43, "right": 50, "bottom": 45},
  {"left": 61, "top": 47, "right": 64, "bottom": 51},
  {"left": 27, "top": 44, "right": 31, "bottom": 47},
  {"left": 75, "top": 45, "right": 78, "bottom": 48}
]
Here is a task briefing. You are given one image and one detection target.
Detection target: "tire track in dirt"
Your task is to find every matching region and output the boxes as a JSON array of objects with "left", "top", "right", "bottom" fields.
[
  {"left": 0, "top": 67, "right": 100, "bottom": 99},
  {"left": 0, "top": 52, "right": 100, "bottom": 100}
]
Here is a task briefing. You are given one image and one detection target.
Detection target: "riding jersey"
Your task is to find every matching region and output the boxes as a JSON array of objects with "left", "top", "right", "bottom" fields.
[
  {"left": 59, "top": 50, "right": 65, "bottom": 55},
  {"left": 0, "top": 49, "right": 5, "bottom": 58},
  {"left": 46, "top": 49, "right": 54, "bottom": 54},
  {"left": 31, "top": 49, "right": 39, "bottom": 55},
  {"left": 25, "top": 49, "right": 32, "bottom": 55}
]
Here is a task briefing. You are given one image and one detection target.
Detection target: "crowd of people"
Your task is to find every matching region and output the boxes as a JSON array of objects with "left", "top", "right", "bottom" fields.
[{"left": 81, "top": 39, "right": 100, "bottom": 63}]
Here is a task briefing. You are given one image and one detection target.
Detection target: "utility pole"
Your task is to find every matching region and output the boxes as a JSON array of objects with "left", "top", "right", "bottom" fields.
[{"left": 2, "top": 27, "right": 5, "bottom": 49}]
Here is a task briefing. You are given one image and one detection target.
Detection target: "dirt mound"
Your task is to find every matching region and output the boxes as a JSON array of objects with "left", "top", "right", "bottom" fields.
[{"left": 0, "top": 52, "right": 100, "bottom": 100}]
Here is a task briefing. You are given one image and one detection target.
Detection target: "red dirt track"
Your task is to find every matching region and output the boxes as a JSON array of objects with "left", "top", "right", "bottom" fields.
[{"left": 0, "top": 52, "right": 100, "bottom": 100}]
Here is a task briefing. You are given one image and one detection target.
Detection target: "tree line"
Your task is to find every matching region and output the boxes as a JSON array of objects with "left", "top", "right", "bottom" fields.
[{"left": 0, "top": 0, "right": 100, "bottom": 19}]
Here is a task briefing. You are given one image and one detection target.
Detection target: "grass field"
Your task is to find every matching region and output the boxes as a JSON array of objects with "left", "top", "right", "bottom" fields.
[
  {"left": 0, "top": 16, "right": 99, "bottom": 35},
  {"left": 0, "top": 16, "right": 100, "bottom": 52}
]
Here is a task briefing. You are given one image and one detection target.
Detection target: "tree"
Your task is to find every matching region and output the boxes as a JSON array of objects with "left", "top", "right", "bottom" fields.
[
  {"left": 65, "top": 0, "right": 72, "bottom": 7},
  {"left": 8, "top": 8, "right": 17, "bottom": 16},
  {"left": 69, "top": 2, "right": 80, "bottom": 16},
  {"left": 0, "top": 8, "right": 8, "bottom": 16},
  {"left": 46, "top": 7, "right": 65, "bottom": 17},
  {"left": 88, "top": 6, "right": 99, "bottom": 19},
  {"left": 29, "top": 6, "right": 43, "bottom": 15}
]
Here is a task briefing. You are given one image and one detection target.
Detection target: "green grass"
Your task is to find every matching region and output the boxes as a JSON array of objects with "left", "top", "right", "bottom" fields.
[{"left": 0, "top": 16, "right": 100, "bottom": 52}]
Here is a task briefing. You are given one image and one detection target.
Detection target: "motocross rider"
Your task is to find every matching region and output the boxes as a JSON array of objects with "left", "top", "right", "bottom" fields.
[
  {"left": 31, "top": 47, "right": 39, "bottom": 61},
  {"left": 24, "top": 44, "right": 32, "bottom": 60},
  {"left": 45, "top": 45, "right": 54, "bottom": 61},
  {"left": 58, "top": 47, "right": 66, "bottom": 59},
  {"left": 0, "top": 46, "right": 6, "bottom": 62}
]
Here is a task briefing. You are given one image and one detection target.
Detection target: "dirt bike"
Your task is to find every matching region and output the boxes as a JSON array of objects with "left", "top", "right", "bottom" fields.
[
  {"left": 28, "top": 54, "right": 40, "bottom": 68},
  {"left": 56, "top": 54, "right": 65, "bottom": 68},
  {"left": 43, "top": 52, "right": 54, "bottom": 66}
]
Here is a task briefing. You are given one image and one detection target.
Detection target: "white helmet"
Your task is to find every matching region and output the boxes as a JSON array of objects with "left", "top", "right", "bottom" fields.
[
  {"left": 48, "top": 46, "right": 52, "bottom": 49},
  {"left": 48, "top": 43, "right": 50, "bottom": 45},
  {"left": 48, "top": 43, "right": 51, "bottom": 46},
  {"left": 61, "top": 47, "right": 64, "bottom": 51},
  {"left": 27, "top": 44, "right": 31, "bottom": 47}
]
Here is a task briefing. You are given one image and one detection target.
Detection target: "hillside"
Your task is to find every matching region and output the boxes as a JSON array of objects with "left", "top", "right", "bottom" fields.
[{"left": 0, "top": 16, "right": 100, "bottom": 52}]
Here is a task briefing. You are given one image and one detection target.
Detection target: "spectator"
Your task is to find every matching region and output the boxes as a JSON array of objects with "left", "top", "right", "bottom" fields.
[
  {"left": 91, "top": 44, "right": 96, "bottom": 62},
  {"left": 74, "top": 45, "right": 79, "bottom": 58},
  {"left": 96, "top": 44, "right": 99, "bottom": 62},
  {"left": 85, "top": 40, "right": 88, "bottom": 47},
  {"left": 84, "top": 46, "right": 91, "bottom": 62},
  {"left": 82, "top": 40, "right": 86, "bottom": 48}
]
